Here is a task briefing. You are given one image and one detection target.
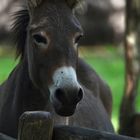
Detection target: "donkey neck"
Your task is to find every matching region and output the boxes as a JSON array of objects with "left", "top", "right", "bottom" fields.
[
  {"left": 0, "top": 57, "right": 49, "bottom": 138},
  {"left": 12, "top": 57, "right": 47, "bottom": 112}
]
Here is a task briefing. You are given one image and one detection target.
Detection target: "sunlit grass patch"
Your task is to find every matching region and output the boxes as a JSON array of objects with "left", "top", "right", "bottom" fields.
[{"left": 0, "top": 56, "right": 17, "bottom": 83}]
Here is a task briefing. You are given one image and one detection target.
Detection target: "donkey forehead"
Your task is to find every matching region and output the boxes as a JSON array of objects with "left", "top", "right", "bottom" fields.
[{"left": 30, "top": 2, "right": 81, "bottom": 32}]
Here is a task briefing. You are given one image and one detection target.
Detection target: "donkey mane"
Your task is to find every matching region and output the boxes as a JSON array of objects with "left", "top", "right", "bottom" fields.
[
  {"left": 12, "top": 0, "right": 83, "bottom": 59},
  {"left": 12, "top": 8, "right": 29, "bottom": 59}
]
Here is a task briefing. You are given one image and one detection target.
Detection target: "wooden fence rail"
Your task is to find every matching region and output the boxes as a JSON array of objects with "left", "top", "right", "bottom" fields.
[
  {"left": 53, "top": 126, "right": 139, "bottom": 140},
  {"left": 0, "top": 111, "right": 140, "bottom": 140},
  {"left": 0, "top": 133, "right": 16, "bottom": 140}
]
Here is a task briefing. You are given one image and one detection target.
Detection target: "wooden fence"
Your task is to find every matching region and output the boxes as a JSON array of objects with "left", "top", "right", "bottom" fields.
[{"left": 0, "top": 111, "right": 140, "bottom": 140}]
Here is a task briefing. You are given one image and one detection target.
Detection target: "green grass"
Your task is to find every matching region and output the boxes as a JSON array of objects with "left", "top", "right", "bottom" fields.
[
  {"left": 0, "top": 46, "right": 137, "bottom": 132},
  {"left": 0, "top": 46, "right": 17, "bottom": 83},
  {"left": 0, "top": 57, "right": 17, "bottom": 83}
]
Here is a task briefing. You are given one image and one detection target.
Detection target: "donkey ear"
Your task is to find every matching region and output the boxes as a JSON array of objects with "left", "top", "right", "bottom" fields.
[{"left": 26, "top": 0, "right": 42, "bottom": 9}]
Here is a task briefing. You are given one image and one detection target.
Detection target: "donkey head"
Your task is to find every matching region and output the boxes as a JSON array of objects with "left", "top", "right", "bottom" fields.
[{"left": 26, "top": 0, "right": 84, "bottom": 116}]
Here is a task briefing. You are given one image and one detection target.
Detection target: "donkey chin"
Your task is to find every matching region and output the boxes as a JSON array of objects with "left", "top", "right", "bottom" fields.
[
  {"left": 53, "top": 99, "right": 77, "bottom": 116},
  {"left": 54, "top": 106, "right": 76, "bottom": 116},
  {"left": 49, "top": 67, "right": 84, "bottom": 116},
  {"left": 49, "top": 86, "right": 84, "bottom": 116}
]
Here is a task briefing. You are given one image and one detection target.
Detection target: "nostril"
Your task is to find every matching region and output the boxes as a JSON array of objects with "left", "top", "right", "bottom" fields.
[
  {"left": 77, "top": 88, "right": 83, "bottom": 102},
  {"left": 55, "top": 88, "right": 65, "bottom": 103}
]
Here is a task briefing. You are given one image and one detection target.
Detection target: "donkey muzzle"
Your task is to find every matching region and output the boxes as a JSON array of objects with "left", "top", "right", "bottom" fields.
[{"left": 49, "top": 66, "right": 83, "bottom": 116}]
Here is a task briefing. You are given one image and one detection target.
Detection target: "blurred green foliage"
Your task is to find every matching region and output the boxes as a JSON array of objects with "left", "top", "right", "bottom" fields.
[
  {"left": 0, "top": 57, "right": 17, "bottom": 83},
  {"left": 0, "top": 46, "right": 17, "bottom": 83}
]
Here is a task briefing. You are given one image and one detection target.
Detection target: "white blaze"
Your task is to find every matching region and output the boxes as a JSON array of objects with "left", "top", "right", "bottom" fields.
[{"left": 49, "top": 66, "right": 79, "bottom": 100}]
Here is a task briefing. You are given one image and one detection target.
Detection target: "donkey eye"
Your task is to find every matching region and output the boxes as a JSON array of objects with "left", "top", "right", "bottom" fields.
[
  {"left": 33, "top": 34, "right": 47, "bottom": 45},
  {"left": 74, "top": 34, "right": 83, "bottom": 44}
]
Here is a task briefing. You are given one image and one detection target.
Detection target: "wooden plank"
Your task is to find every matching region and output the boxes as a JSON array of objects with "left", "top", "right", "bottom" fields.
[
  {"left": 18, "top": 111, "right": 53, "bottom": 140},
  {"left": 53, "top": 125, "right": 140, "bottom": 140},
  {"left": 0, "top": 133, "right": 16, "bottom": 140}
]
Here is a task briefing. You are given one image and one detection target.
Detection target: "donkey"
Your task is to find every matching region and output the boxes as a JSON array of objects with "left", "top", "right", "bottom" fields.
[{"left": 0, "top": 0, "right": 114, "bottom": 138}]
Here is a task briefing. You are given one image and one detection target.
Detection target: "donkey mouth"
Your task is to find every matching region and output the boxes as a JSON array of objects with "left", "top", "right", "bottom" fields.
[{"left": 54, "top": 104, "right": 76, "bottom": 116}]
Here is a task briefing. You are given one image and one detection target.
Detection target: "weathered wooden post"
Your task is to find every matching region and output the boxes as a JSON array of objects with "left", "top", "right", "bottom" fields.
[{"left": 18, "top": 111, "right": 53, "bottom": 140}]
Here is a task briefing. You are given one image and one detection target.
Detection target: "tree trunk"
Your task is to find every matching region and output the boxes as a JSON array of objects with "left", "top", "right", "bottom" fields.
[{"left": 119, "top": 0, "right": 140, "bottom": 137}]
